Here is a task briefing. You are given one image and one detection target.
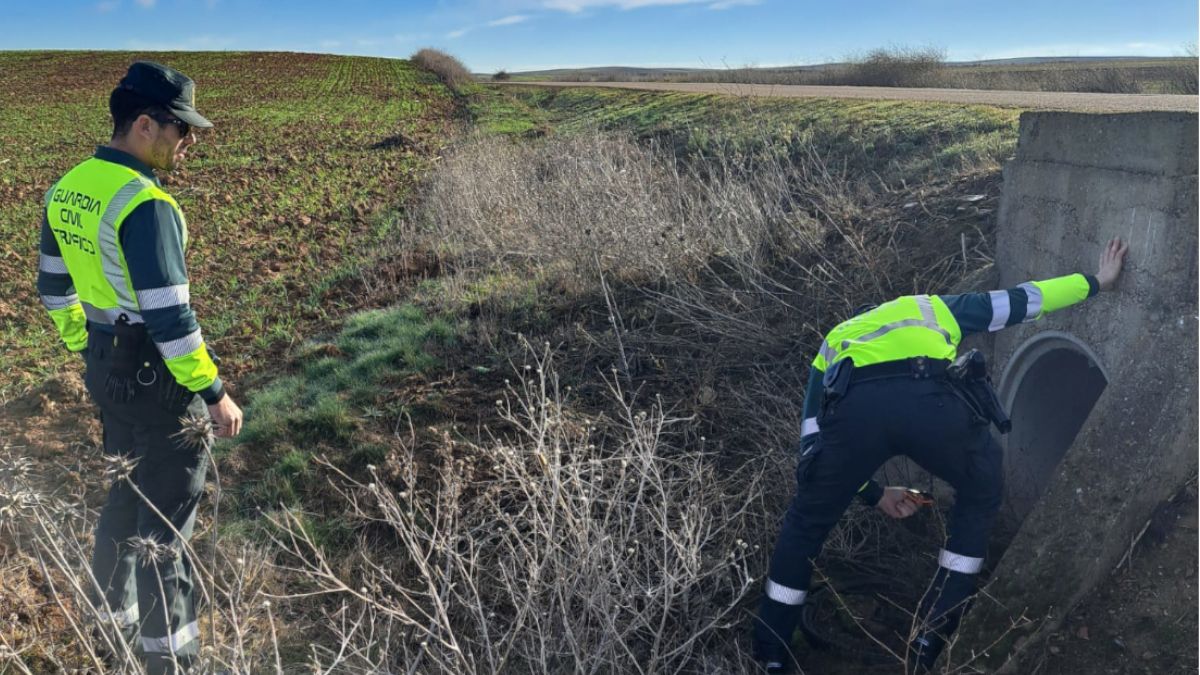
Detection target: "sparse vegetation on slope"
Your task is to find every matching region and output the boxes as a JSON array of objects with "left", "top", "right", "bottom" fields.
[
  {"left": 199, "top": 91, "right": 1017, "bottom": 671},
  {"left": 518, "top": 53, "right": 1200, "bottom": 94},
  {"left": 3, "top": 63, "right": 1040, "bottom": 673}
]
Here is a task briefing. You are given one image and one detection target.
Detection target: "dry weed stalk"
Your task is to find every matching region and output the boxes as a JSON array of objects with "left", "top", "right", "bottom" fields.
[
  {"left": 264, "top": 345, "right": 772, "bottom": 673},
  {"left": 0, "top": 436, "right": 281, "bottom": 673}
]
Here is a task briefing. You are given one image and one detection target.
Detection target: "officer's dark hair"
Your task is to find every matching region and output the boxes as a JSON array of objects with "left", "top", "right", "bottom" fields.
[{"left": 109, "top": 86, "right": 164, "bottom": 138}]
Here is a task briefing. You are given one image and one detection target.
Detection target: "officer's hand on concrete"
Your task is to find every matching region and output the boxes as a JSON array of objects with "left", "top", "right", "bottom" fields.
[
  {"left": 1096, "top": 237, "right": 1129, "bottom": 292},
  {"left": 877, "top": 487, "right": 921, "bottom": 519},
  {"left": 208, "top": 395, "right": 243, "bottom": 438}
]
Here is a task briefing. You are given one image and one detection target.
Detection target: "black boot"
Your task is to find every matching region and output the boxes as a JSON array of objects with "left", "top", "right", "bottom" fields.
[
  {"left": 910, "top": 567, "right": 976, "bottom": 671},
  {"left": 907, "top": 630, "right": 946, "bottom": 672},
  {"left": 753, "top": 596, "right": 802, "bottom": 674}
]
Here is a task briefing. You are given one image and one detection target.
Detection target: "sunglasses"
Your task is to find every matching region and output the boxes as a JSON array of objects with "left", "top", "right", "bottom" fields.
[{"left": 149, "top": 112, "right": 191, "bottom": 138}]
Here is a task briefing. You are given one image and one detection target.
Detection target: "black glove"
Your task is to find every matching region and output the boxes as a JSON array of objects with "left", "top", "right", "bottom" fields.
[{"left": 857, "top": 480, "right": 885, "bottom": 507}]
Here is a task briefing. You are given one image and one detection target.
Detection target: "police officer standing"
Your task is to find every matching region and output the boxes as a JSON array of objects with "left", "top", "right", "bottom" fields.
[
  {"left": 753, "top": 238, "right": 1129, "bottom": 673},
  {"left": 36, "top": 61, "right": 243, "bottom": 673}
]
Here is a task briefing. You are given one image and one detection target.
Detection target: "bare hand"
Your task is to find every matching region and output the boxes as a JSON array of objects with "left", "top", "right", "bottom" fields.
[
  {"left": 876, "top": 487, "right": 926, "bottom": 519},
  {"left": 1096, "top": 237, "right": 1129, "bottom": 292},
  {"left": 207, "top": 394, "right": 243, "bottom": 438}
]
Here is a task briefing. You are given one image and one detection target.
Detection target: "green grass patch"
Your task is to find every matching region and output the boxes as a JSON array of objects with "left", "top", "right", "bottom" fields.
[
  {"left": 230, "top": 304, "right": 457, "bottom": 511},
  {"left": 464, "top": 85, "right": 549, "bottom": 136}
]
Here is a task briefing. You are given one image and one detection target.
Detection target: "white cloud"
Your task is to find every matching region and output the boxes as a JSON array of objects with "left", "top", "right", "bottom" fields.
[
  {"left": 543, "top": 0, "right": 706, "bottom": 12},
  {"left": 708, "top": 0, "right": 758, "bottom": 8},
  {"left": 134, "top": 0, "right": 156, "bottom": 7},
  {"left": 488, "top": 14, "right": 530, "bottom": 26},
  {"left": 446, "top": 15, "right": 528, "bottom": 41},
  {"left": 96, "top": 0, "right": 119, "bottom": 12}
]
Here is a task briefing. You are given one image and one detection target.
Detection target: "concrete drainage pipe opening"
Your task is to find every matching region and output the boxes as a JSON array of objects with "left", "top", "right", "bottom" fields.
[{"left": 998, "top": 332, "right": 1108, "bottom": 539}]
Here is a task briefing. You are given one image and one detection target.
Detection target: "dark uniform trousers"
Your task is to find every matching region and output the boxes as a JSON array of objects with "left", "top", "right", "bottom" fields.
[
  {"left": 84, "top": 329, "right": 208, "bottom": 674},
  {"left": 755, "top": 375, "right": 1004, "bottom": 660}
]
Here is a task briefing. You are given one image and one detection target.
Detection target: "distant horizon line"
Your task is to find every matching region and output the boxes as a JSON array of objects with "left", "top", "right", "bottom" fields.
[
  {"left": 1, "top": 48, "right": 1193, "bottom": 74},
  {"left": 495, "top": 55, "right": 1197, "bottom": 73}
]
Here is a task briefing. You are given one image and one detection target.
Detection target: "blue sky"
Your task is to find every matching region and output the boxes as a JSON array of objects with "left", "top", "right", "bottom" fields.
[{"left": 2, "top": 0, "right": 1197, "bottom": 72}]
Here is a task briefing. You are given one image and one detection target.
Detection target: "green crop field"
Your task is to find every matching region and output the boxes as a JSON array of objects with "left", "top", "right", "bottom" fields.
[
  {"left": 504, "top": 56, "right": 1199, "bottom": 94},
  {"left": 0, "top": 51, "right": 456, "bottom": 398},
  {"left": 503, "top": 85, "right": 1020, "bottom": 180}
]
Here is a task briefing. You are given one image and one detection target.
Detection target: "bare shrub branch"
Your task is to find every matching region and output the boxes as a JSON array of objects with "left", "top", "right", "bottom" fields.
[
  {"left": 264, "top": 345, "right": 768, "bottom": 673},
  {"left": 412, "top": 48, "right": 475, "bottom": 90}
]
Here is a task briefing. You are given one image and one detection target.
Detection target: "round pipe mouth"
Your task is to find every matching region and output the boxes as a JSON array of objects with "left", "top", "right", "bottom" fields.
[
  {"left": 998, "top": 331, "right": 1109, "bottom": 412},
  {"left": 996, "top": 331, "right": 1109, "bottom": 534}
]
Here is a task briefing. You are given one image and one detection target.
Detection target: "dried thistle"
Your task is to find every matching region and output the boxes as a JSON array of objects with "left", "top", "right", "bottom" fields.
[
  {"left": 130, "top": 534, "right": 179, "bottom": 565},
  {"left": 0, "top": 487, "right": 43, "bottom": 519},
  {"left": 0, "top": 454, "right": 35, "bottom": 483},
  {"left": 100, "top": 452, "right": 140, "bottom": 482},
  {"left": 174, "top": 413, "right": 216, "bottom": 450}
]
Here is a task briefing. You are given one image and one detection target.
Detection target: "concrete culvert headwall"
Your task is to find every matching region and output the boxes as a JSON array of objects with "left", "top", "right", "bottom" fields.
[{"left": 955, "top": 111, "right": 1198, "bottom": 672}]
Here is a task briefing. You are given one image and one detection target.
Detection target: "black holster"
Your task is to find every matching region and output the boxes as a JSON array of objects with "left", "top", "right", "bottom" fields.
[
  {"left": 97, "top": 316, "right": 196, "bottom": 413},
  {"left": 821, "top": 358, "right": 854, "bottom": 414},
  {"left": 105, "top": 314, "right": 146, "bottom": 404},
  {"left": 945, "top": 350, "right": 1012, "bottom": 434}
]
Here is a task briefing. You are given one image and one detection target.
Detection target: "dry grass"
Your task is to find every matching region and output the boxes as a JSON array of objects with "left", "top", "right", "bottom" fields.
[
  {"left": 412, "top": 48, "right": 475, "bottom": 91},
  {"left": 843, "top": 47, "right": 949, "bottom": 88},
  {"left": 397, "top": 128, "right": 1004, "bottom": 671},
  {"left": 410, "top": 129, "right": 989, "bottom": 451},
  {"left": 0, "top": 348, "right": 782, "bottom": 673},
  {"left": 0, "top": 436, "right": 283, "bottom": 673},
  {"left": 260, "top": 343, "right": 778, "bottom": 673}
]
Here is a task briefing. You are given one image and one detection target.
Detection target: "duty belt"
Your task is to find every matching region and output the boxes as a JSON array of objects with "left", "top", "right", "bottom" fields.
[
  {"left": 821, "top": 356, "right": 948, "bottom": 413},
  {"left": 848, "top": 357, "right": 949, "bottom": 384}
]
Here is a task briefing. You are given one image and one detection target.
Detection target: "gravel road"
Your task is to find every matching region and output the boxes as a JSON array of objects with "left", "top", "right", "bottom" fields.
[{"left": 508, "top": 81, "right": 1198, "bottom": 113}]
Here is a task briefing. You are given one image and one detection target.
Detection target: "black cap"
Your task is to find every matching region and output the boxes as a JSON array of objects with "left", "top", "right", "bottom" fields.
[{"left": 116, "top": 61, "right": 213, "bottom": 129}]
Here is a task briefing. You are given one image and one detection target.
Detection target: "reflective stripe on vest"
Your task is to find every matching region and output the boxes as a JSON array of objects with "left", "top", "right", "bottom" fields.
[
  {"left": 815, "top": 295, "right": 962, "bottom": 371},
  {"left": 96, "top": 178, "right": 149, "bottom": 309},
  {"left": 840, "top": 296, "right": 952, "bottom": 348}
]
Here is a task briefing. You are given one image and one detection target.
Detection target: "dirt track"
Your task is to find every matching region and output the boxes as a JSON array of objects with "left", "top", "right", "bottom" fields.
[{"left": 508, "top": 81, "right": 1199, "bottom": 113}]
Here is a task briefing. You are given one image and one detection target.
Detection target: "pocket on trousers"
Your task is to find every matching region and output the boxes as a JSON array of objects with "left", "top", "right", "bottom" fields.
[
  {"left": 795, "top": 441, "right": 823, "bottom": 486},
  {"left": 150, "top": 363, "right": 195, "bottom": 416},
  {"left": 82, "top": 345, "right": 108, "bottom": 403}
]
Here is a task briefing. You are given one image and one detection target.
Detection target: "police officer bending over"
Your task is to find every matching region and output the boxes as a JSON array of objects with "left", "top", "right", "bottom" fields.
[
  {"left": 37, "top": 62, "right": 243, "bottom": 674},
  {"left": 753, "top": 238, "right": 1129, "bottom": 673}
]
